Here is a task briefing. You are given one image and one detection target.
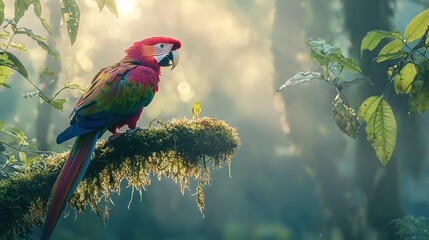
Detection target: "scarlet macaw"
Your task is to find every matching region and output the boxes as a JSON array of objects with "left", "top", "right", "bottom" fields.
[{"left": 40, "top": 37, "right": 181, "bottom": 240}]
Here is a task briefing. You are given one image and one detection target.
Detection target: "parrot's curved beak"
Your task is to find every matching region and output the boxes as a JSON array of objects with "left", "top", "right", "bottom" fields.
[
  {"left": 159, "top": 49, "right": 180, "bottom": 70},
  {"left": 170, "top": 49, "right": 179, "bottom": 70}
]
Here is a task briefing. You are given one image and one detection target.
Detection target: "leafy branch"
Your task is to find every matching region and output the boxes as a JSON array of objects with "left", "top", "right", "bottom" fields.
[
  {"left": 0, "top": 0, "right": 120, "bottom": 170},
  {"left": 0, "top": 120, "right": 50, "bottom": 174},
  {"left": 0, "top": 19, "right": 83, "bottom": 110},
  {"left": 277, "top": 8, "right": 429, "bottom": 166},
  {"left": 0, "top": 0, "right": 119, "bottom": 104}
]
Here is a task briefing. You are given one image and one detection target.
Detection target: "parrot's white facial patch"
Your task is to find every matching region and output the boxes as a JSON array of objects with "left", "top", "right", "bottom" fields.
[
  {"left": 153, "top": 43, "right": 174, "bottom": 60},
  {"left": 153, "top": 43, "right": 179, "bottom": 69}
]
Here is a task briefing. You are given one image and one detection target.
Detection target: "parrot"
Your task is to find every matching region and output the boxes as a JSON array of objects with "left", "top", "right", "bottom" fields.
[{"left": 40, "top": 36, "right": 181, "bottom": 240}]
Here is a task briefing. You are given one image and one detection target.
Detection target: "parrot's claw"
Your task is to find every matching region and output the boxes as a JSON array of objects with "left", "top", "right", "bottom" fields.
[
  {"left": 125, "top": 126, "right": 145, "bottom": 136},
  {"left": 107, "top": 132, "right": 122, "bottom": 141},
  {"left": 107, "top": 127, "right": 144, "bottom": 141}
]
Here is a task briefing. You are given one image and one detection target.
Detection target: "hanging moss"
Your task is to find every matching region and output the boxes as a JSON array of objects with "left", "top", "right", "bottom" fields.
[{"left": 0, "top": 117, "right": 240, "bottom": 239}]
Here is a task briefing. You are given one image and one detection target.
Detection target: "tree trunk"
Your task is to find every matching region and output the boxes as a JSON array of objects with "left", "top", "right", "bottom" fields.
[{"left": 342, "top": 0, "right": 426, "bottom": 239}]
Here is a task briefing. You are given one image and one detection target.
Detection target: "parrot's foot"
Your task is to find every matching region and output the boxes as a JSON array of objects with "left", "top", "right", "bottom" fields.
[
  {"left": 107, "top": 127, "right": 144, "bottom": 141},
  {"left": 107, "top": 132, "right": 122, "bottom": 141},
  {"left": 125, "top": 126, "right": 145, "bottom": 136}
]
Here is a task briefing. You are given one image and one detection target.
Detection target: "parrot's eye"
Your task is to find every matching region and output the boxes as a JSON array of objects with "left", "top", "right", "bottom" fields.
[{"left": 159, "top": 43, "right": 166, "bottom": 49}]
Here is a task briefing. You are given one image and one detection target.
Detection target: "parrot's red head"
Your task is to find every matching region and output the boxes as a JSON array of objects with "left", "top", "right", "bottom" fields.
[{"left": 125, "top": 37, "right": 181, "bottom": 71}]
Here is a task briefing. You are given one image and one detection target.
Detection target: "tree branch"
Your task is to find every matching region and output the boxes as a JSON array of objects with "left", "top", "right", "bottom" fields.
[{"left": 0, "top": 117, "right": 240, "bottom": 239}]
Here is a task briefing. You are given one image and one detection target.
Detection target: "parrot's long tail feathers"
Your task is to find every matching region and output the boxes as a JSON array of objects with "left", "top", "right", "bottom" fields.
[{"left": 40, "top": 131, "right": 98, "bottom": 240}]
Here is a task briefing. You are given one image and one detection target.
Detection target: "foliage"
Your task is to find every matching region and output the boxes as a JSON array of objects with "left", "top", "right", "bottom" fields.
[
  {"left": 94, "top": 0, "right": 118, "bottom": 17},
  {"left": 60, "top": 0, "right": 80, "bottom": 45},
  {"left": 0, "top": 0, "right": 117, "bottom": 103},
  {"left": 0, "top": 117, "right": 240, "bottom": 239},
  {"left": 0, "top": 121, "right": 44, "bottom": 174},
  {"left": 357, "top": 96, "right": 396, "bottom": 165},
  {"left": 278, "top": 8, "right": 429, "bottom": 166},
  {"left": 393, "top": 216, "right": 429, "bottom": 240},
  {"left": 277, "top": 71, "right": 322, "bottom": 92},
  {"left": 332, "top": 94, "right": 359, "bottom": 139},
  {"left": 0, "top": 0, "right": 118, "bottom": 181}
]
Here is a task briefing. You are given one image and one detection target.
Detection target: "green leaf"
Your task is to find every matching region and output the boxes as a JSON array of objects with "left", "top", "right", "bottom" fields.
[
  {"left": 5, "top": 152, "right": 17, "bottom": 164},
  {"left": 378, "top": 38, "right": 404, "bottom": 58},
  {"left": 306, "top": 38, "right": 360, "bottom": 77},
  {"left": 306, "top": 38, "right": 341, "bottom": 67},
  {"left": 360, "top": 30, "right": 402, "bottom": 56},
  {"left": 4, "top": 51, "right": 28, "bottom": 77},
  {"left": 32, "top": 0, "right": 42, "bottom": 17},
  {"left": 376, "top": 51, "right": 407, "bottom": 63},
  {"left": 39, "top": 67, "right": 57, "bottom": 83},
  {"left": 358, "top": 96, "right": 397, "bottom": 165},
  {"left": 409, "top": 61, "right": 429, "bottom": 112},
  {"left": 306, "top": 38, "right": 342, "bottom": 55},
  {"left": 426, "top": 33, "right": 429, "bottom": 46},
  {"left": 405, "top": 8, "right": 429, "bottom": 43},
  {"left": 38, "top": 17, "right": 52, "bottom": 36},
  {"left": 14, "top": 0, "right": 32, "bottom": 23},
  {"left": 65, "top": 82, "right": 86, "bottom": 92},
  {"left": 18, "top": 151, "right": 27, "bottom": 162},
  {"left": 95, "top": 0, "right": 118, "bottom": 17},
  {"left": 15, "top": 28, "right": 59, "bottom": 60},
  {"left": 95, "top": 0, "right": 105, "bottom": 10},
  {"left": 50, "top": 98, "right": 67, "bottom": 110},
  {"left": 5, "top": 127, "right": 27, "bottom": 145},
  {"left": 0, "top": 30, "right": 10, "bottom": 39},
  {"left": 332, "top": 94, "right": 360, "bottom": 139},
  {"left": 61, "top": 0, "right": 80, "bottom": 45},
  {"left": 0, "top": 66, "right": 12, "bottom": 88},
  {"left": 29, "top": 0, "right": 53, "bottom": 36},
  {"left": 9, "top": 42, "right": 28, "bottom": 52},
  {"left": 31, "top": 36, "right": 59, "bottom": 61},
  {"left": 23, "top": 90, "right": 40, "bottom": 98},
  {"left": 358, "top": 96, "right": 381, "bottom": 122},
  {"left": 329, "top": 54, "right": 361, "bottom": 73},
  {"left": 306, "top": 38, "right": 338, "bottom": 73},
  {"left": 0, "top": 51, "right": 28, "bottom": 78},
  {"left": 105, "top": 0, "right": 118, "bottom": 17},
  {"left": 394, "top": 63, "right": 417, "bottom": 94},
  {"left": 277, "top": 71, "right": 322, "bottom": 92},
  {"left": 0, "top": 0, "right": 5, "bottom": 25}
]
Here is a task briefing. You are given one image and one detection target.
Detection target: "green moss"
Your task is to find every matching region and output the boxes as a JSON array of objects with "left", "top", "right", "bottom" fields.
[{"left": 0, "top": 117, "right": 240, "bottom": 239}]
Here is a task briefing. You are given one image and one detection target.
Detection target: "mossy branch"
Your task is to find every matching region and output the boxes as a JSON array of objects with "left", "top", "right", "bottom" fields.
[{"left": 0, "top": 117, "right": 240, "bottom": 239}]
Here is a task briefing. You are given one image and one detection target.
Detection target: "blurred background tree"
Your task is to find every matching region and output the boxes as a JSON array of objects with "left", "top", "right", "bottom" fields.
[{"left": 1, "top": 0, "right": 429, "bottom": 239}]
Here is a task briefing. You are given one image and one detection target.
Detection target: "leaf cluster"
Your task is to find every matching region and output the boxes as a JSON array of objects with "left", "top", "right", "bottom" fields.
[
  {"left": 392, "top": 216, "right": 429, "bottom": 240},
  {"left": 0, "top": 1, "right": 107, "bottom": 107},
  {"left": 0, "top": 121, "right": 44, "bottom": 175},
  {"left": 278, "top": 8, "right": 429, "bottom": 166},
  {"left": 0, "top": 1, "right": 116, "bottom": 171}
]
